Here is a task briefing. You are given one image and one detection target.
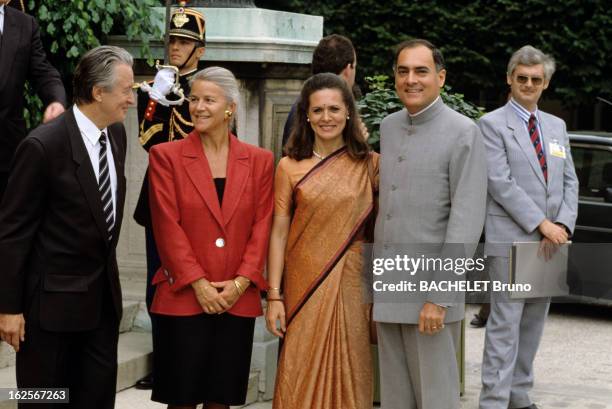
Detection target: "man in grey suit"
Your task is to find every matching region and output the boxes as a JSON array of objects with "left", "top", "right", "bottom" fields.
[
  {"left": 373, "top": 39, "right": 487, "bottom": 409},
  {"left": 479, "top": 45, "right": 578, "bottom": 409}
]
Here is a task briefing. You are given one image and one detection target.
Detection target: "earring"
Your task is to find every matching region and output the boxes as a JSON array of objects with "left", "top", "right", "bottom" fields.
[
  {"left": 307, "top": 117, "right": 310, "bottom": 122},
  {"left": 224, "top": 110, "right": 233, "bottom": 119},
  {"left": 346, "top": 116, "right": 350, "bottom": 120}
]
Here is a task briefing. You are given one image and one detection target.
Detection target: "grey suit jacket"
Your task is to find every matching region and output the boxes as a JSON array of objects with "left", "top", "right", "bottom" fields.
[
  {"left": 373, "top": 98, "right": 488, "bottom": 324},
  {"left": 481, "top": 102, "right": 579, "bottom": 257}
]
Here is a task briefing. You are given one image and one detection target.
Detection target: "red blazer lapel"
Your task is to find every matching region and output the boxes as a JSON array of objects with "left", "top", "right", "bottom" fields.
[
  {"left": 222, "top": 134, "right": 250, "bottom": 225},
  {"left": 182, "top": 132, "right": 225, "bottom": 229}
]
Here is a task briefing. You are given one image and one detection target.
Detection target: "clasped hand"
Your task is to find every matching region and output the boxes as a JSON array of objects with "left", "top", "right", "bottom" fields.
[
  {"left": 0, "top": 313, "right": 25, "bottom": 352},
  {"left": 538, "top": 219, "right": 569, "bottom": 261},
  {"left": 192, "top": 278, "right": 243, "bottom": 314}
]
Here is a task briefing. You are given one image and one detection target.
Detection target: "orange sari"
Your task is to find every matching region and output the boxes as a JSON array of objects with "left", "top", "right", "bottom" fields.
[{"left": 273, "top": 148, "right": 376, "bottom": 409}]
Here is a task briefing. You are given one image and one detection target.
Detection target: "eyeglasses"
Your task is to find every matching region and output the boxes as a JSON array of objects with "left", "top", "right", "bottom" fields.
[{"left": 515, "top": 75, "right": 544, "bottom": 86}]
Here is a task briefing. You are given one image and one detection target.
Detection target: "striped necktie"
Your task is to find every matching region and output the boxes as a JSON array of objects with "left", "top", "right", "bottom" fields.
[
  {"left": 528, "top": 114, "right": 547, "bottom": 182},
  {"left": 99, "top": 132, "right": 114, "bottom": 241}
]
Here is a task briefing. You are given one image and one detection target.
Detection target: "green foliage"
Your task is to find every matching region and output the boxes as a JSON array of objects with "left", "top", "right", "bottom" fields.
[
  {"left": 358, "top": 75, "right": 483, "bottom": 151},
  {"left": 24, "top": 0, "right": 163, "bottom": 128},
  {"left": 357, "top": 76, "right": 403, "bottom": 151},
  {"left": 441, "top": 86, "right": 485, "bottom": 122},
  {"left": 256, "top": 0, "right": 612, "bottom": 109},
  {"left": 23, "top": 83, "right": 43, "bottom": 129}
]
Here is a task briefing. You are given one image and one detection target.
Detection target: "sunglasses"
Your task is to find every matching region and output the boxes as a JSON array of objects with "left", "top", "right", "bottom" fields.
[{"left": 515, "top": 75, "right": 544, "bottom": 86}]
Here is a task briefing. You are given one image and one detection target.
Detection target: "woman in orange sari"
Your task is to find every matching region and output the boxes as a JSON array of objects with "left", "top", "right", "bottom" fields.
[{"left": 266, "top": 73, "right": 377, "bottom": 409}]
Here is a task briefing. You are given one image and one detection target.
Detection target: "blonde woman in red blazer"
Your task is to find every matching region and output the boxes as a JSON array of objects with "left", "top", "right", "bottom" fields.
[{"left": 148, "top": 66, "right": 274, "bottom": 409}]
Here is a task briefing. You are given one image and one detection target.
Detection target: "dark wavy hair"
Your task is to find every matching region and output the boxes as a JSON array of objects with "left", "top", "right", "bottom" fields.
[
  {"left": 311, "top": 34, "right": 356, "bottom": 75},
  {"left": 284, "top": 73, "right": 369, "bottom": 161}
]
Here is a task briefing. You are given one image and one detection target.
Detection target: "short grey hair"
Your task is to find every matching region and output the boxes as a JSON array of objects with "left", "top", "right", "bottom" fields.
[
  {"left": 73, "top": 45, "right": 133, "bottom": 105},
  {"left": 507, "top": 45, "right": 556, "bottom": 80},
  {"left": 190, "top": 66, "right": 240, "bottom": 107}
]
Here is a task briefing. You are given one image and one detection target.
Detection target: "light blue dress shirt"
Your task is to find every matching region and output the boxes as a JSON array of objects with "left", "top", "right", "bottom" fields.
[{"left": 510, "top": 97, "right": 547, "bottom": 158}]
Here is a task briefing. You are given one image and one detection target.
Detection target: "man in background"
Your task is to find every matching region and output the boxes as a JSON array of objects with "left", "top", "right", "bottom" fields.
[
  {"left": 479, "top": 45, "right": 578, "bottom": 409},
  {"left": 281, "top": 33, "right": 367, "bottom": 147},
  {"left": 0, "top": 0, "right": 66, "bottom": 199}
]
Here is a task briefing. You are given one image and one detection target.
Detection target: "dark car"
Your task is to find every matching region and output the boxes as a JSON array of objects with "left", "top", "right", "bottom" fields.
[
  {"left": 565, "top": 132, "right": 612, "bottom": 304},
  {"left": 570, "top": 132, "right": 612, "bottom": 237}
]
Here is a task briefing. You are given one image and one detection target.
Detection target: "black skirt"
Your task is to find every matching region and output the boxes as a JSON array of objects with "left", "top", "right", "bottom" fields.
[{"left": 151, "top": 312, "right": 256, "bottom": 406}]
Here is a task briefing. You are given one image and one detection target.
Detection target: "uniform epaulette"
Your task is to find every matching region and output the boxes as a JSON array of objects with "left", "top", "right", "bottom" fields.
[{"left": 144, "top": 99, "right": 157, "bottom": 121}]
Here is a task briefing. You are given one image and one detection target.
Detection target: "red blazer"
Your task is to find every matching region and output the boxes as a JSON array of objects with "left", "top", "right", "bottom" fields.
[{"left": 148, "top": 132, "right": 273, "bottom": 317}]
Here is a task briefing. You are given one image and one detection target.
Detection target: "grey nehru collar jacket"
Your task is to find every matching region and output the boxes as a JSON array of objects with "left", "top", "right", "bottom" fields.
[{"left": 404, "top": 96, "right": 444, "bottom": 125}]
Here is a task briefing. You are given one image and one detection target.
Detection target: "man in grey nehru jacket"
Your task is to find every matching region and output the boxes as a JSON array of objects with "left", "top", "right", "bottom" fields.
[{"left": 373, "top": 39, "right": 487, "bottom": 409}]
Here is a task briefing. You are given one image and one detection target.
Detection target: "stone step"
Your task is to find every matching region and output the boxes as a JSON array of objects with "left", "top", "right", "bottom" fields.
[
  {"left": 0, "top": 343, "right": 14, "bottom": 371},
  {"left": 233, "top": 371, "right": 260, "bottom": 408},
  {"left": 0, "top": 331, "right": 152, "bottom": 409},
  {"left": 0, "top": 301, "right": 142, "bottom": 371},
  {"left": 119, "top": 300, "right": 141, "bottom": 334},
  {"left": 120, "top": 278, "right": 147, "bottom": 303}
]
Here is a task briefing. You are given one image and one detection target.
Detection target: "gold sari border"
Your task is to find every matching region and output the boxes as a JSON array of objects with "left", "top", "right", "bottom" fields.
[
  {"left": 291, "top": 146, "right": 348, "bottom": 204},
  {"left": 286, "top": 200, "right": 374, "bottom": 326}
]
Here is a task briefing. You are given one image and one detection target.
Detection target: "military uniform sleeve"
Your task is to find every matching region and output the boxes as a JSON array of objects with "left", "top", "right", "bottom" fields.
[
  {"left": 138, "top": 88, "right": 170, "bottom": 151},
  {"left": 137, "top": 88, "right": 193, "bottom": 151}
]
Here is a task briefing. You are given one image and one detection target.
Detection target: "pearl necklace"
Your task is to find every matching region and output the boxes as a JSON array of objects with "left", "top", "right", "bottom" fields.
[{"left": 312, "top": 150, "right": 325, "bottom": 160}]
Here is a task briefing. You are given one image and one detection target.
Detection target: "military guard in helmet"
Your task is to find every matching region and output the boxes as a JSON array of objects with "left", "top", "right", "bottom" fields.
[{"left": 133, "top": 3, "right": 205, "bottom": 390}]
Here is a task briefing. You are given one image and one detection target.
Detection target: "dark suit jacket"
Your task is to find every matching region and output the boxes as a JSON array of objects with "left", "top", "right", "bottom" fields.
[
  {"left": 0, "top": 108, "right": 126, "bottom": 332},
  {"left": 148, "top": 132, "right": 273, "bottom": 317},
  {"left": 0, "top": 6, "right": 67, "bottom": 172}
]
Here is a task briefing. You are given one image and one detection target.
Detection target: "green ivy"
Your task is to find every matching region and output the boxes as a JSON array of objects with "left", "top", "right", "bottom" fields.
[
  {"left": 358, "top": 75, "right": 484, "bottom": 151},
  {"left": 24, "top": 0, "right": 163, "bottom": 128}
]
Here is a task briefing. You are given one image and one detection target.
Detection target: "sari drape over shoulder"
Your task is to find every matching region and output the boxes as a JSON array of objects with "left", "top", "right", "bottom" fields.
[{"left": 273, "top": 148, "right": 376, "bottom": 409}]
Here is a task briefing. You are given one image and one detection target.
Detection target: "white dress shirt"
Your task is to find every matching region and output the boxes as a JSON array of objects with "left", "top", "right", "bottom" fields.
[
  {"left": 73, "top": 105, "right": 117, "bottom": 219},
  {"left": 0, "top": 4, "right": 5, "bottom": 34}
]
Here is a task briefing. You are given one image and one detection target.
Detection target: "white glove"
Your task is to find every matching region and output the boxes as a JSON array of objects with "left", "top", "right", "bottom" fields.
[{"left": 149, "top": 68, "right": 176, "bottom": 103}]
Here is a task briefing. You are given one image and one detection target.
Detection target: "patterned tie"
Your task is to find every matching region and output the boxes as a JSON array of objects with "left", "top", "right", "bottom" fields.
[
  {"left": 98, "top": 132, "right": 114, "bottom": 241},
  {"left": 528, "top": 114, "right": 547, "bottom": 182}
]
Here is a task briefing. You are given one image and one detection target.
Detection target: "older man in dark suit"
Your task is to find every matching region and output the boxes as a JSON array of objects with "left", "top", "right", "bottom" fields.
[
  {"left": 0, "top": 45, "right": 133, "bottom": 409},
  {"left": 0, "top": 0, "right": 66, "bottom": 199}
]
